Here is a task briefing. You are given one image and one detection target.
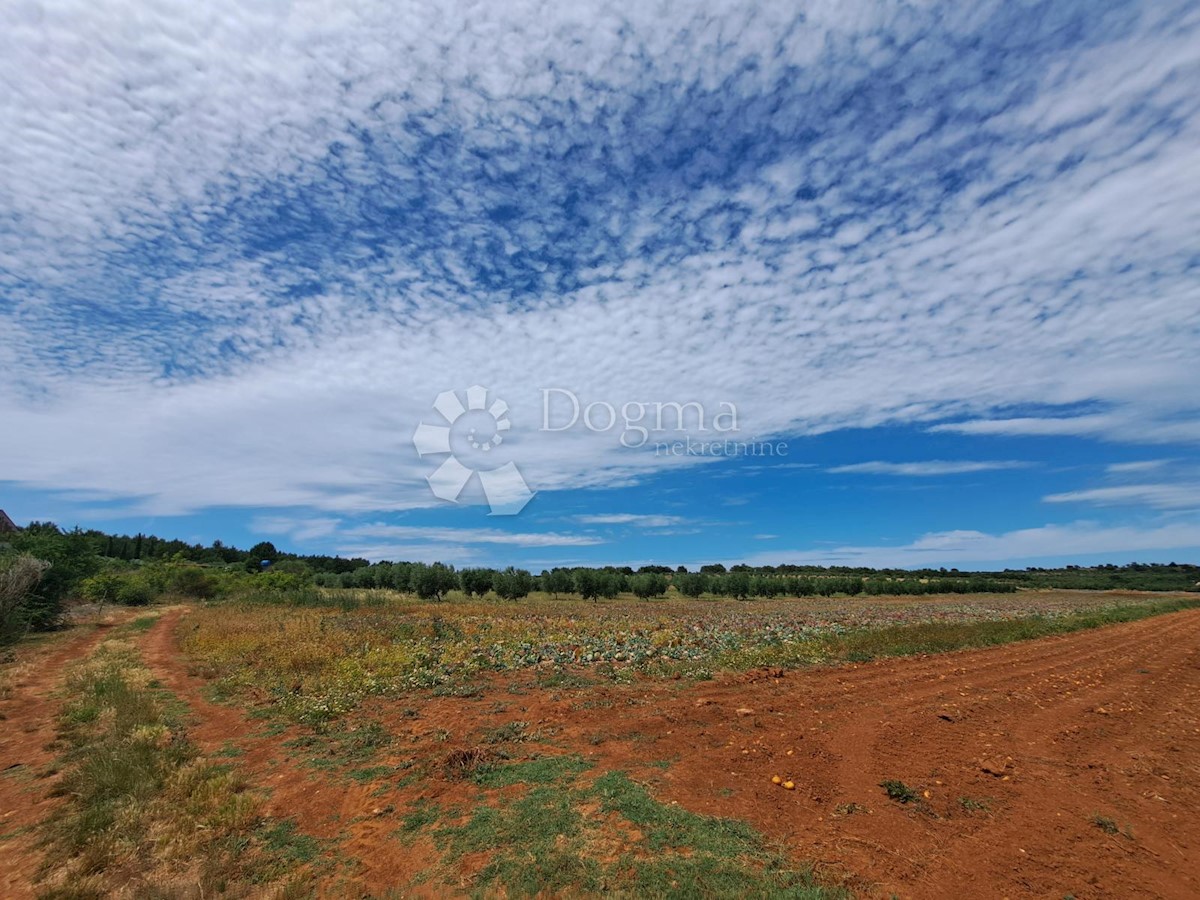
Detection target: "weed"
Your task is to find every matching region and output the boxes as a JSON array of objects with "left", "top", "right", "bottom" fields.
[
  {"left": 834, "top": 802, "right": 868, "bottom": 816},
  {"left": 1090, "top": 814, "right": 1132, "bottom": 838},
  {"left": 441, "top": 746, "right": 500, "bottom": 780},
  {"left": 959, "top": 796, "right": 991, "bottom": 813},
  {"left": 880, "top": 779, "right": 920, "bottom": 804},
  {"left": 1092, "top": 815, "right": 1120, "bottom": 835},
  {"left": 482, "top": 721, "right": 530, "bottom": 744}
]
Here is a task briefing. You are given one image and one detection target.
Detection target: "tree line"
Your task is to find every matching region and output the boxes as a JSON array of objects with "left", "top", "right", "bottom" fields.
[{"left": 2, "top": 517, "right": 1196, "bottom": 644}]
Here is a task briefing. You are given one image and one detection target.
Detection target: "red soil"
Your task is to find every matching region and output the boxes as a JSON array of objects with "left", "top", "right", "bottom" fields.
[
  {"left": 13, "top": 605, "right": 1199, "bottom": 898},
  {"left": 0, "top": 615, "right": 136, "bottom": 899}
]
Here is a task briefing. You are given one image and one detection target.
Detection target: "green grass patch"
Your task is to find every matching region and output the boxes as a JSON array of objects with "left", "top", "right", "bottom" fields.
[
  {"left": 472, "top": 753, "right": 590, "bottom": 788},
  {"left": 399, "top": 755, "right": 843, "bottom": 898},
  {"left": 345, "top": 765, "right": 396, "bottom": 784},
  {"left": 283, "top": 719, "right": 392, "bottom": 771},
  {"left": 397, "top": 800, "right": 443, "bottom": 838},
  {"left": 258, "top": 818, "right": 322, "bottom": 863},
  {"left": 118, "top": 616, "right": 159, "bottom": 634}
]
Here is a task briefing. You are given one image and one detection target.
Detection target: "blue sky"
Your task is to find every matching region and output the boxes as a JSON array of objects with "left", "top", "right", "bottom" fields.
[{"left": 1, "top": 0, "right": 1198, "bottom": 570}]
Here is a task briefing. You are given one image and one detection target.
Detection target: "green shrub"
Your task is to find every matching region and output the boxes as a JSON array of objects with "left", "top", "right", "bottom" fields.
[{"left": 0, "top": 553, "right": 52, "bottom": 643}]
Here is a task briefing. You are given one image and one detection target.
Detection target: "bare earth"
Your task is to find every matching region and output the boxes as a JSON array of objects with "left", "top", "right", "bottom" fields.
[{"left": 5, "top": 606, "right": 1199, "bottom": 898}]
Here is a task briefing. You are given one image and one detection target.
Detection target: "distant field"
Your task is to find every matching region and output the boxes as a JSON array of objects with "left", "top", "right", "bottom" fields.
[{"left": 181, "top": 589, "right": 1199, "bottom": 724}]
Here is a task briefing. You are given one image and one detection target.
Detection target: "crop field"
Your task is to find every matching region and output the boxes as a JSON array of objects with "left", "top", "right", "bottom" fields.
[
  {"left": 180, "top": 589, "right": 1194, "bottom": 724},
  {"left": 4, "top": 590, "right": 1200, "bottom": 899}
]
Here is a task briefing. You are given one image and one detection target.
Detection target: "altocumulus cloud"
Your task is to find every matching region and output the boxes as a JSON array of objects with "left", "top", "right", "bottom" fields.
[{"left": 0, "top": 0, "right": 1198, "bottom": 537}]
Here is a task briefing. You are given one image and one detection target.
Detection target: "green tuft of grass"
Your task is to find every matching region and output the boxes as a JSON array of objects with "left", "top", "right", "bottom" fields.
[
  {"left": 1090, "top": 814, "right": 1131, "bottom": 838},
  {"left": 397, "top": 800, "right": 442, "bottom": 838},
  {"left": 879, "top": 779, "right": 920, "bottom": 804},
  {"left": 258, "top": 819, "right": 322, "bottom": 863},
  {"left": 472, "top": 754, "right": 590, "bottom": 788},
  {"left": 481, "top": 721, "right": 530, "bottom": 744},
  {"left": 345, "top": 765, "right": 396, "bottom": 784}
]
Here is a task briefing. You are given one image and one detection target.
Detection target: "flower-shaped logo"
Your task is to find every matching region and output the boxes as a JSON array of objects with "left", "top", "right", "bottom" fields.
[{"left": 412, "top": 385, "right": 535, "bottom": 515}]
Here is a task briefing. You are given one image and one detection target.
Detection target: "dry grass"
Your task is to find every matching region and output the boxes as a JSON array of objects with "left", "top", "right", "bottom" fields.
[{"left": 36, "top": 637, "right": 313, "bottom": 898}]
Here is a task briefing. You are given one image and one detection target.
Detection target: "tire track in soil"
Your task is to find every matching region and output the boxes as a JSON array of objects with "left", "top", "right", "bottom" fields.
[
  {"left": 138, "top": 607, "right": 451, "bottom": 897},
  {"left": 0, "top": 615, "right": 138, "bottom": 899},
  {"left": 554, "top": 607, "right": 1200, "bottom": 899}
]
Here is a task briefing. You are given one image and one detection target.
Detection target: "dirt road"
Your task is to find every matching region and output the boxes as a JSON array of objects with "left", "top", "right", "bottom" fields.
[
  {"left": 130, "top": 606, "right": 1200, "bottom": 897},
  {"left": 0, "top": 618, "right": 129, "bottom": 899}
]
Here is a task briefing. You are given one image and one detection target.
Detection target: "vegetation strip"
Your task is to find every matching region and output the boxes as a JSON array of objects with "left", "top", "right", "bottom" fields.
[
  {"left": 395, "top": 753, "right": 845, "bottom": 899},
  {"left": 34, "top": 630, "right": 316, "bottom": 898},
  {"left": 181, "top": 595, "right": 1200, "bottom": 725}
]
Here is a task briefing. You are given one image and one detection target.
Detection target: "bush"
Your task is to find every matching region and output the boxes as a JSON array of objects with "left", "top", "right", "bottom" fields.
[
  {"left": 9, "top": 525, "right": 101, "bottom": 629},
  {"left": 117, "top": 579, "right": 155, "bottom": 606},
  {"left": 0, "top": 554, "right": 52, "bottom": 643},
  {"left": 79, "top": 572, "right": 124, "bottom": 607},
  {"left": 229, "top": 570, "right": 320, "bottom": 605},
  {"left": 167, "top": 566, "right": 218, "bottom": 600}
]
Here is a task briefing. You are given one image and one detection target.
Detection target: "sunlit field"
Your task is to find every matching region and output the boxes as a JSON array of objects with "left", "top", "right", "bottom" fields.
[{"left": 182, "top": 589, "right": 1197, "bottom": 725}]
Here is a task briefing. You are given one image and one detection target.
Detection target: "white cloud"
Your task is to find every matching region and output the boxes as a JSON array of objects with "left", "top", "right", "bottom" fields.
[
  {"left": 575, "top": 514, "right": 684, "bottom": 527},
  {"left": 732, "top": 521, "right": 1200, "bottom": 569},
  {"left": 1106, "top": 460, "right": 1170, "bottom": 474},
  {"left": 828, "top": 460, "right": 1030, "bottom": 476},
  {"left": 339, "top": 524, "right": 603, "bottom": 548},
  {"left": 930, "top": 416, "right": 1200, "bottom": 444},
  {"left": 252, "top": 516, "right": 342, "bottom": 542},
  {"left": 1044, "top": 484, "right": 1200, "bottom": 511},
  {"left": 0, "top": 0, "right": 1197, "bottom": 523}
]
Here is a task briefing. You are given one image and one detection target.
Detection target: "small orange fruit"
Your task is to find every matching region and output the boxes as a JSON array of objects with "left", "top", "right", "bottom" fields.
[
  {"left": 783, "top": 781, "right": 795, "bottom": 790},
  {"left": 771, "top": 775, "right": 782, "bottom": 785}
]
